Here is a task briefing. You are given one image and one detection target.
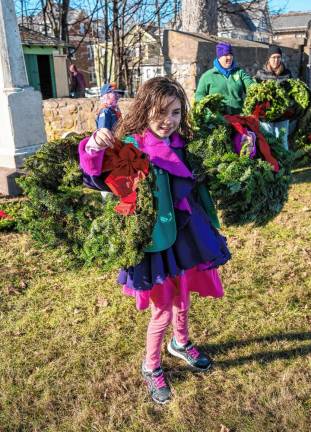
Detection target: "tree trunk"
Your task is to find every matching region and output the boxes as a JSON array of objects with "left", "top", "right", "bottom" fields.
[
  {"left": 103, "top": 0, "right": 109, "bottom": 82},
  {"left": 181, "top": 0, "right": 218, "bottom": 35},
  {"left": 112, "top": 0, "right": 122, "bottom": 88},
  {"left": 60, "top": 0, "right": 70, "bottom": 43}
]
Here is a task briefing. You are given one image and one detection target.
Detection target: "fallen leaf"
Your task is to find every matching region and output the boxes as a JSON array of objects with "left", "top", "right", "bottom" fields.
[
  {"left": 19, "top": 280, "right": 28, "bottom": 290},
  {"left": 6, "top": 285, "right": 20, "bottom": 295},
  {"left": 94, "top": 297, "right": 109, "bottom": 314}
]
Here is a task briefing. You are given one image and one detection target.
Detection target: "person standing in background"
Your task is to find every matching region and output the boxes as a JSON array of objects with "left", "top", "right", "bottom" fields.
[
  {"left": 69, "top": 64, "right": 86, "bottom": 98},
  {"left": 255, "top": 46, "right": 292, "bottom": 150},
  {"left": 195, "top": 42, "right": 254, "bottom": 114},
  {"left": 255, "top": 45, "right": 292, "bottom": 83}
]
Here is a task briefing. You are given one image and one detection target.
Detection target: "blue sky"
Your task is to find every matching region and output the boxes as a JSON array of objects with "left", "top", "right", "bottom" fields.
[
  {"left": 15, "top": 0, "right": 311, "bottom": 18},
  {"left": 270, "top": 0, "right": 311, "bottom": 13}
]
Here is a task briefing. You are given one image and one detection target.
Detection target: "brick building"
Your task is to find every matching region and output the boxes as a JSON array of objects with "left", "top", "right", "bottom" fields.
[
  {"left": 19, "top": 6, "right": 101, "bottom": 88},
  {"left": 271, "top": 12, "right": 311, "bottom": 86}
]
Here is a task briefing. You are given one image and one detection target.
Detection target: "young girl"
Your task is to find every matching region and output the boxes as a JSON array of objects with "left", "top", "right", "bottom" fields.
[{"left": 79, "top": 77, "right": 231, "bottom": 404}]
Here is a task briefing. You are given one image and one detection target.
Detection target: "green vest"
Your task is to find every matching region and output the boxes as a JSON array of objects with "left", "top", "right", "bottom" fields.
[
  {"left": 123, "top": 136, "right": 177, "bottom": 252},
  {"left": 122, "top": 136, "right": 220, "bottom": 252}
]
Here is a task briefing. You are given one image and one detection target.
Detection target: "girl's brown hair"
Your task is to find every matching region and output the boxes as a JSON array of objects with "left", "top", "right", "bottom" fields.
[{"left": 116, "top": 76, "right": 192, "bottom": 141}]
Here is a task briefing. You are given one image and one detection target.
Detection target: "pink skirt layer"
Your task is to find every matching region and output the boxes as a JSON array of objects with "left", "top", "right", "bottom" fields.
[{"left": 122, "top": 266, "right": 224, "bottom": 310}]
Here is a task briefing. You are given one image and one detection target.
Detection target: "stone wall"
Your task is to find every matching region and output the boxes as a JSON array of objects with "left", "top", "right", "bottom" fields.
[
  {"left": 43, "top": 97, "right": 133, "bottom": 141},
  {"left": 163, "top": 30, "right": 303, "bottom": 101}
]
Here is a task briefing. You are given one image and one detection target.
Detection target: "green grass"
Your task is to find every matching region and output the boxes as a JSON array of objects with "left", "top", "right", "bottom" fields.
[{"left": 0, "top": 169, "right": 310, "bottom": 432}]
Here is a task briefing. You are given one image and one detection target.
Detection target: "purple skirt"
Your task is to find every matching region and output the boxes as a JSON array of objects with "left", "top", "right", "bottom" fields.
[{"left": 118, "top": 197, "right": 231, "bottom": 291}]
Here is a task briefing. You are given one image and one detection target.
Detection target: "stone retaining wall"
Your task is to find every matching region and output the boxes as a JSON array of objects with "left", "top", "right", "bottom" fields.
[{"left": 43, "top": 98, "right": 133, "bottom": 141}]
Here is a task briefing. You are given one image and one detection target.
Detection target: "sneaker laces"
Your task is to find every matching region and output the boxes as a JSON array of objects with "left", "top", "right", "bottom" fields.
[
  {"left": 186, "top": 344, "right": 200, "bottom": 359},
  {"left": 153, "top": 370, "right": 167, "bottom": 389}
]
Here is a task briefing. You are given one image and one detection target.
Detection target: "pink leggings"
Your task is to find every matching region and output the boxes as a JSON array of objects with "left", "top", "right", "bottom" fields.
[{"left": 145, "top": 291, "right": 190, "bottom": 370}]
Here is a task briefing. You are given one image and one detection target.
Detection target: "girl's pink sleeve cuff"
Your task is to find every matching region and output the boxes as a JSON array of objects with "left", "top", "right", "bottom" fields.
[{"left": 78, "top": 135, "right": 105, "bottom": 176}]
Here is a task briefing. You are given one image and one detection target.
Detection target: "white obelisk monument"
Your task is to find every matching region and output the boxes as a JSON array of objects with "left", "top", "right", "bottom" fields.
[{"left": 0, "top": 0, "right": 46, "bottom": 194}]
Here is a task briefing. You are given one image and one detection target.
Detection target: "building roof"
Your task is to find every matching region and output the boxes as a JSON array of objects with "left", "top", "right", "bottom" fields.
[
  {"left": 218, "top": 0, "right": 272, "bottom": 34},
  {"left": 19, "top": 25, "right": 65, "bottom": 47},
  {"left": 271, "top": 12, "right": 311, "bottom": 30}
]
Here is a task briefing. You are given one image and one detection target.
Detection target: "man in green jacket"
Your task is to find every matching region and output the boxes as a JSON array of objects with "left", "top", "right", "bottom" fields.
[{"left": 195, "top": 42, "right": 254, "bottom": 114}]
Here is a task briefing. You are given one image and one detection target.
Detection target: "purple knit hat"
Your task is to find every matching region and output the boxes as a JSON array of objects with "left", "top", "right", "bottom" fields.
[{"left": 216, "top": 42, "right": 233, "bottom": 58}]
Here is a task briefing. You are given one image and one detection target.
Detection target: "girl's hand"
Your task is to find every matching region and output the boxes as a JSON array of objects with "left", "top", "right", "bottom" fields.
[{"left": 94, "top": 128, "right": 115, "bottom": 149}]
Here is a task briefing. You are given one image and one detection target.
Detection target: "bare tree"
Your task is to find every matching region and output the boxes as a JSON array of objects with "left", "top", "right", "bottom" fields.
[
  {"left": 15, "top": 0, "right": 176, "bottom": 90},
  {"left": 107, "top": 0, "right": 175, "bottom": 89}
]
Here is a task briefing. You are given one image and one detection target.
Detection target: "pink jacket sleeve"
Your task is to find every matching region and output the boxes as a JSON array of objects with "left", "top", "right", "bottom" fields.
[{"left": 78, "top": 136, "right": 106, "bottom": 176}]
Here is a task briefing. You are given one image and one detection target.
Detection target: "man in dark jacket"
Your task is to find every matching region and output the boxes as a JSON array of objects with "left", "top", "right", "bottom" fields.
[{"left": 255, "top": 45, "right": 292, "bottom": 83}]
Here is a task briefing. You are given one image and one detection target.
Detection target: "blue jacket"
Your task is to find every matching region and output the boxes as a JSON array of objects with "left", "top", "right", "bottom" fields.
[{"left": 96, "top": 107, "right": 118, "bottom": 130}]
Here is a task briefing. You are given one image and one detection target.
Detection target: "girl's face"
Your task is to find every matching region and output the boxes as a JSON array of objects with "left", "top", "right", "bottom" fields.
[
  {"left": 218, "top": 54, "right": 233, "bottom": 69},
  {"left": 148, "top": 96, "right": 182, "bottom": 139}
]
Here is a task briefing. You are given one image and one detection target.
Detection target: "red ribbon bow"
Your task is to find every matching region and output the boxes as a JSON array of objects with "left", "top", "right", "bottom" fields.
[
  {"left": 252, "top": 101, "right": 271, "bottom": 120},
  {"left": 0, "top": 210, "right": 12, "bottom": 220},
  {"left": 224, "top": 114, "right": 280, "bottom": 172},
  {"left": 102, "top": 139, "right": 149, "bottom": 215}
]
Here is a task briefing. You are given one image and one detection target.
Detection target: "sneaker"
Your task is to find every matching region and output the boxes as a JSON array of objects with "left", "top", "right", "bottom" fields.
[
  {"left": 141, "top": 363, "right": 171, "bottom": 404},
  {"left": 167, "top": 338, "right": 212, "bottom": 371}
]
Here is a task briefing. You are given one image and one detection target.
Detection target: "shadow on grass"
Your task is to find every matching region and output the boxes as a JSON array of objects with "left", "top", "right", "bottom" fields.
[
  {"left": 206, "top": 331, "right": 311, "bottom": 352},
  {"left": 167, "top": 332, "right": 311, "bottom": 380},
  {"left": 215, "top": 344, "right": 311, "bottom": 369},
  {"left": 291, "top": 167, "right": 311, "bottom": 184}
]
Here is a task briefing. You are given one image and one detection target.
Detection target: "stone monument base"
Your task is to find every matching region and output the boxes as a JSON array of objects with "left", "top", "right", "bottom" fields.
[{"left": 0, "top": 167, "right": 23, "bottom": 196}]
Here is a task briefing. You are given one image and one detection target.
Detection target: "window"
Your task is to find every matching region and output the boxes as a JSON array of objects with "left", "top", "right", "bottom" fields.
[
  {"left": 89, "top": 68, "right": 96, "bottom": 83},
  {"left": 68, "top": 47, "right": 76, "bottom": 60},
  {"left": 87, "top": 45, "right": 93, "bottom": 60},
  {"left": 80, "top": 23, "right": 85, "bottom": 34}
]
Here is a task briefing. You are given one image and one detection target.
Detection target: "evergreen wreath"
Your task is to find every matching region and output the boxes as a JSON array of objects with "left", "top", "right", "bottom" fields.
[
  {"left": 243, "top": 80, "right": 290, "bottom": 121},
  {"left": 82, "top": 169, "right": 156, "bottom": 271},
  {"left": 293, "top": 81, "right": 311, "bottom": 168},
  {"left": 17, "top": 134, "right": 156, "bottom": 269},
  {"left": 187, "top": 95, "right": 292, "bottom": 225},
  {"left": 286, "top": 78, "right": 310, "bottom": 115},
  {"left": 0, "top": 201, "right": 21, "bottom": 231}
]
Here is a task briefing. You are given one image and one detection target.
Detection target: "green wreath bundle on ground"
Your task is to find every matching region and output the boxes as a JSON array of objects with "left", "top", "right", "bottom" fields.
[
  {"left": 0, "top": 200, "right": 23, "bottom": 231},
  {"left": 187, "top": 95, "right": 292, "bottom": 225},
  {"left": 17, "top": 134, "right": 156, "bottom": 270}
]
